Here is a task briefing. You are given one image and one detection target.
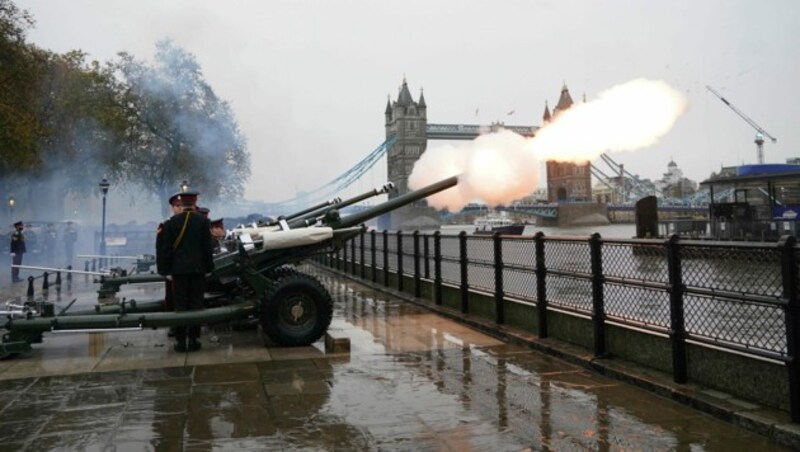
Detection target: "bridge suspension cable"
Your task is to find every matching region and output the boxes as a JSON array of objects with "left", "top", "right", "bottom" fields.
[
  {"left": 598, "top": 153, "right": 664, "bottom": 199},
  {"left": 269, "top": 136, "right": 397, "bottom": 208}
]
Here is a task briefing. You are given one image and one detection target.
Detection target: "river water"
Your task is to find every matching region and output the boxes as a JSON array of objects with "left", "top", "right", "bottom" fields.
[{"left": 442, "top": 223, "right": 636, "bottom": 238}]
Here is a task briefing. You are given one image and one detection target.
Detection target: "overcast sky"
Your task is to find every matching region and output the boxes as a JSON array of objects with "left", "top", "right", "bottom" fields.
[{"left": 21, "top": 0, "right": 800, "bottom": 204}]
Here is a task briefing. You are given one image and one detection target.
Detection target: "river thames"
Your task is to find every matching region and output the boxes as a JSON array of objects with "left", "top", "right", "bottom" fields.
[{"left": 443, "top": 223, "right": 637, "bottom": 238}]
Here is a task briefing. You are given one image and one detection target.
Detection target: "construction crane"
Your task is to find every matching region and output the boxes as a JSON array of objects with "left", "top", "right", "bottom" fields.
[{"left": 705, "top": 85, "right": 777, "bottom": 165}]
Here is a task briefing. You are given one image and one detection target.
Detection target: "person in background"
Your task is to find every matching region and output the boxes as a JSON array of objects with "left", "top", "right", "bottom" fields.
[
  {"left": 44, "top": 223, "right": 57, "bottom": 265},
  {"left": 63, "top": 221, "right": 78, "bottom": 267},
  {"left": 10, "top": 221, "right": 25, "bottom": 283},
  {"left": 210, "top": 218, "right": 226, "bottom": 253}
]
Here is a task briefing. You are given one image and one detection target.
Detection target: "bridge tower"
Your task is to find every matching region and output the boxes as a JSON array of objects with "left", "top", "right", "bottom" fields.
[
  {"left": 544, "top": 83, "right": 592, "bottom": 203},
  {"left": 382, "top": 78, "right": 438, "bottom": 229}
]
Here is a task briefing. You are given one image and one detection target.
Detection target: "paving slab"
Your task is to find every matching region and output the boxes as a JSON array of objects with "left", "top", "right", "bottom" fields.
[{"left": 0, "top": 266, "right": 791, "bottom": 450}]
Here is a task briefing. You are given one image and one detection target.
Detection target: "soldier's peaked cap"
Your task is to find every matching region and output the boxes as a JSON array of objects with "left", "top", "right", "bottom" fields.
[{"left": 169, "top": 191, "right": 199, "bottom": 206}]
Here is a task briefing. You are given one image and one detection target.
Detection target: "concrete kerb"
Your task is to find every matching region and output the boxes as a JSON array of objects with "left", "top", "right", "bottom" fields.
[{"left": 314, "top": 262, "right": 800, "bottom": 449}]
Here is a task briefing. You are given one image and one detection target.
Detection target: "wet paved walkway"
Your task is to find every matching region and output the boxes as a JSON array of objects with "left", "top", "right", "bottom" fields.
[{"left": 0, "top": 267, "right": 790, "bottom": 450}]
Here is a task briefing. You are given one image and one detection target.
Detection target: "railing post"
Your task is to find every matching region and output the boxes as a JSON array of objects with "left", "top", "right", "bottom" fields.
[
  {"left": 589, "top": 233, "right": 606, "bottom": 357},
  {"left": 351, "top": 233, "right": 357, "bottom": 276},
  {"left": 91, "top": 259, "right": 96, "bottom": 272},
  {"left": 413, "top": 231, "right": 421, "bottom": 298},
  {"left": 383, "top": 230, "right": 389, "bottom": 287},
  {"left": 423, "top": 234, "right": 430, "bottom": 279},
  {"left": 494, "top": 232, "right": 505, "bottom": 324},
  {"left": 434, "top": 231, "right": 443, "bottom": 305},
  {"left": 336, "top": 247, "right": 341, "bottom": 271},
  {"left": 459, "top": 231, "right": 469, "bottom": 314},
  {"left": 42, "top": 272, "right": 49, "bottom": 292},
  {"left": 342, "top": 238, "right": 348, "bottom": 273},
  {"left": 371, "top": 230, "right": 377, "bottom": 283},
  {"left": 780, "top": 235, "right": 800, "bottom": 421},
  {"left": 397, "top": 231, "right": 404, "bottom": 292},
  {"left": 360, "top": 229, "right": 366, "bottom": 279},
  {"left": 66, "top": 265, "right": 72, "bottom": 283},
  {"left": 55, "top": 271, "right": 62, "bottom": 287},
  {"left": 666, "top": 234, "right": 688, "bottom": 384},
  {"left": 27, "top": 276, "right": 34, "bottom": 298},
  {"left": 535, "top": 232, "right": 548, "bottom": 338}
]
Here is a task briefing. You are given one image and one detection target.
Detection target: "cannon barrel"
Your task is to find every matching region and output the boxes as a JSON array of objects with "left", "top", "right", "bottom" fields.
[
  {"left": 328, "top": 175, "right": 458, "bottom": 229},
  {"left": 334, "top": 182, "right": 395, "bottom": 211},
  {"left": 283, "top": 198, "right": 341, "bottom": 222},
  {"left": 94, "top": 176, "right": 457, "bottom": 298},
  {"left": 288, "top": 182, "right": 396, "bottom": 229}
]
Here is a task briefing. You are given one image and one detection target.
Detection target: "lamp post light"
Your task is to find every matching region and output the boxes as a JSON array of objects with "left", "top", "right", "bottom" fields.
[
  {"left": 99, "top": 178, "right": 110, "bottom": 268},
  {"left": 180, "top": 180, "right": 189, "bottom": 193},
  {"left": 7, "top": 196, "right": 14, "bottom": 221}
]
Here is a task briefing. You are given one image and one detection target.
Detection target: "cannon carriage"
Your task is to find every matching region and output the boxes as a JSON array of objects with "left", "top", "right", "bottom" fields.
[{"left": 1, "top": 176, "right": 458, "bottom": 358}]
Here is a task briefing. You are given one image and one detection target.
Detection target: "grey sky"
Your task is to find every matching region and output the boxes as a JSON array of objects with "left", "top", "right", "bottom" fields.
[{"left": 21, "top": 0, "right": 800, "bottom": 203}]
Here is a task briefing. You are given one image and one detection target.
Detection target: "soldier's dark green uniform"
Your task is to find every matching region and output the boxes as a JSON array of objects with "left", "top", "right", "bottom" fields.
[
  {"left": 156, "top": 192, "right": 214, "bottom": 352},
  {"left": 10, "top": 221, "right": 25, "bottom": 283}
]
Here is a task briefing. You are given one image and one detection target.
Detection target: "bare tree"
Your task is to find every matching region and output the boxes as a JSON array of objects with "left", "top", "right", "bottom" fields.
[{"left": 109, "top": 39, "right": 250, "bottom": 216}]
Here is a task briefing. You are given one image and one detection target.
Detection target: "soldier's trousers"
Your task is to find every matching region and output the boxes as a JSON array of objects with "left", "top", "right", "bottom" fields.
[
  {"left": 172, "top": 273, "right": 205, "bottom": 341},
  {"left": 11, "top": 253, "right": 22, "bottom": 282}
]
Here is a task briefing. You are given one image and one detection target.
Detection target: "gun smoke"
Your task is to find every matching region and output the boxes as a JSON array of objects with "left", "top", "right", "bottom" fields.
[{"left": 408, "top": 78, "right": 689, "bottom": 211}]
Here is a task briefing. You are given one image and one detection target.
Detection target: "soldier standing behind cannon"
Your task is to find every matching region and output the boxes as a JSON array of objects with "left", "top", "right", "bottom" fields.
[
  {"left": 10, "top": 221, "right": 25, "bottom": 283},
  {"left": 156, "top": 191, "right": 214, "bottom": 352}
]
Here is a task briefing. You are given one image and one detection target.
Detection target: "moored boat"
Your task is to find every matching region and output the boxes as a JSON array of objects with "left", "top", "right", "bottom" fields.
[{"left": 473, "top": 212, "right": 525, "bottom": 235}]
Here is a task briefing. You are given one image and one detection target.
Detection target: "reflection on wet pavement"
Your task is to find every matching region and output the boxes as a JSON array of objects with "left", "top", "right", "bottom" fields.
[{"left": 0, "top": 268, "right": 790, "bottom": 450}]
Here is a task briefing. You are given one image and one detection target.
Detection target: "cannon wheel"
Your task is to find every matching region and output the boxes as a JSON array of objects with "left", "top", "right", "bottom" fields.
[
  {"left": 261, "top": 273, "right": 333, "bottom": 346},
  {"left": 263, "top": 265, "right": 299, "bottom": 280}
]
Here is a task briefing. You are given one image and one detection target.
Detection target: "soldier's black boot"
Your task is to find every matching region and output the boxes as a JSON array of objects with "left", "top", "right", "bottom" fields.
[
  {"left": 174, "top": 339, "right": 187, "bottom": 352},
  {"left": 174, "top": 329, "right": 187, "bottom": 352},
  {"left": 187, "top": 338, "right": 202, "bottom": 352}
]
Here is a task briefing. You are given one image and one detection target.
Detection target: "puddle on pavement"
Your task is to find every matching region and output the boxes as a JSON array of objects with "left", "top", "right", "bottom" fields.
[{"left": 0, "top": 268, "right": 791, "bottom": 450}]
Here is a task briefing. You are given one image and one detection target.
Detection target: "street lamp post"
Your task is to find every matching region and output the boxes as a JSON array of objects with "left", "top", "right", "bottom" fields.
[
  {"left": 7, "top": 196, "right": 14, "bottom": 221},
  {"left": 99, "top": 178, "right": 110, "bottom": 268}
]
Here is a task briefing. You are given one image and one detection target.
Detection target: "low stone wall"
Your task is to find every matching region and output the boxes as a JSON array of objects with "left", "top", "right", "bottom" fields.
[{"left": 539, "top": 203, "right": 609, "bottom": 227}]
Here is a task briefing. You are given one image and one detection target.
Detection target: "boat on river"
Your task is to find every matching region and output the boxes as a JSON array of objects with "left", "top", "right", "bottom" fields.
[{"left": 473, "top": 212, "right": 525, "bottom": 235}]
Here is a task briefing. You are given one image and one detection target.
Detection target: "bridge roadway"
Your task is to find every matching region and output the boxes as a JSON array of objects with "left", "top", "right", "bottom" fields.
[{"left": 0, "top": 267, "right": 789, "bottom": 449}]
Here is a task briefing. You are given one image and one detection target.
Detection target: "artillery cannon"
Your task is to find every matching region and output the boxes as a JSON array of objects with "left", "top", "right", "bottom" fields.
[{"left": 0, "top": 176, "right": 458, "bottom": 357}]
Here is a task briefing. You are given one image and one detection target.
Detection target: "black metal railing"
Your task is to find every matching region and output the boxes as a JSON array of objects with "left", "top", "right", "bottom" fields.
[{"left": 323, "top": 229, "right": 800, "bottom": 421}]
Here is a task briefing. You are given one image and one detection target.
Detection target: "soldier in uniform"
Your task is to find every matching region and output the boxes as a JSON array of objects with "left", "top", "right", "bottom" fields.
[
  {"left": 10, "top": 221, "right": 25, "bottom": 283},
  {"left": 210, "top": 218, "right": 226, "bottom": 253},
  {"left": 157, "top": 197, "right": 185, "bottom": 314},
  {"left": 156, "top": 191, "right": 214, "bottom": 352}
]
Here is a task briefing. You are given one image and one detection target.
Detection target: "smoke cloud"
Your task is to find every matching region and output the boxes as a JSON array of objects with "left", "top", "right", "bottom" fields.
[{"left": 409, "top": 78, "right": 689, "bottom": 211}]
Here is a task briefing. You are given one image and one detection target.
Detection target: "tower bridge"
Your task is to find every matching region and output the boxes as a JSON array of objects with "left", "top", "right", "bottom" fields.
[
  {"left": 383, "top": 79, "right": 540, "bottom": 229},
  {"left": 271, "top": 78, "right": 704, "bottom": 228},
  {"left": 425, "top": 123, "right": 537, "bottom": 140}
]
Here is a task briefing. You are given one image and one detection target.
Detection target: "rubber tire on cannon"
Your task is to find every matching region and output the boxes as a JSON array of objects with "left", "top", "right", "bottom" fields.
[{"left": 260, "top": 272, "right": 333, "bottom": 346}]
